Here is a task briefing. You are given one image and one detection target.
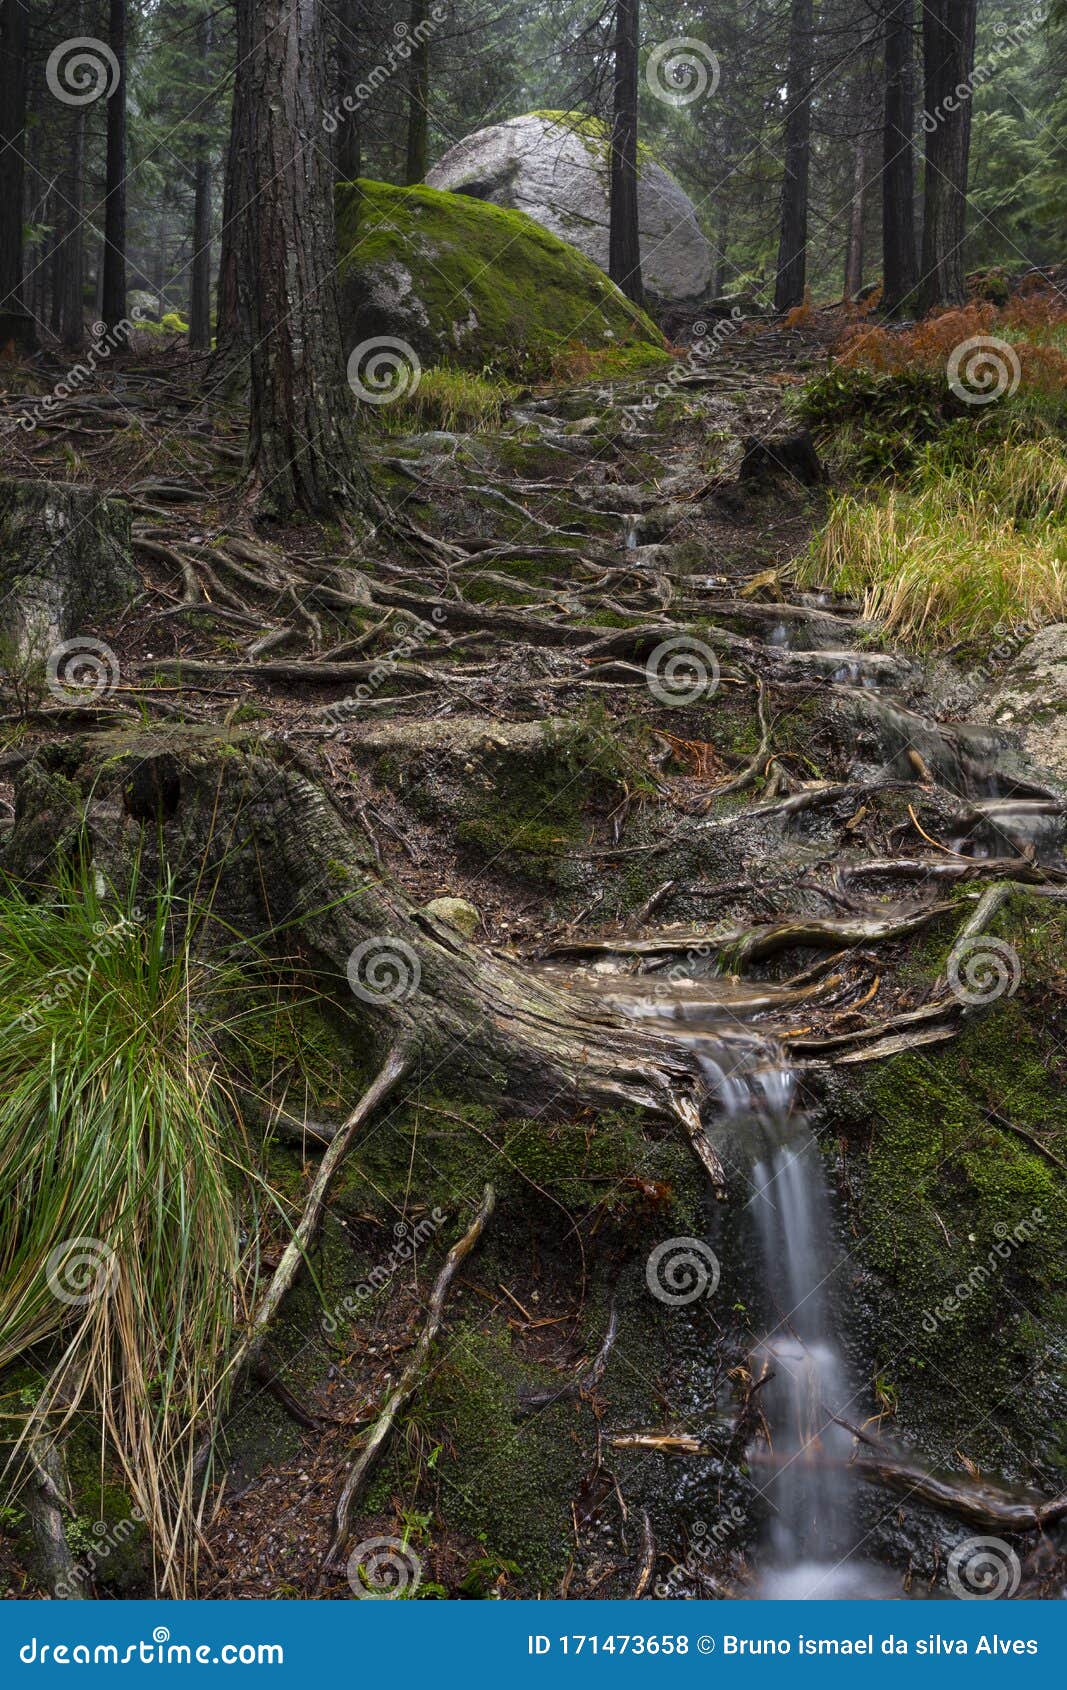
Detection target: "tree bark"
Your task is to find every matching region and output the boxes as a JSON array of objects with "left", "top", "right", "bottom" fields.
[
  {"left": 101, "top": 0, "right": 128, "bottom": 337},
  {"left": 774, "top": 0, "right": 814, "bottom": 312},
  {"left": 882, "top": 0, "right": 917, "bottom": 313},
  {"left": 608, "top": 0, "right": 643, "bottom": 306},
  {"left": 236, "top": 0, "right": 366, "bottom": 519},
  {"left": 211, "top": 58, "right": 247, "bottom": 386},
  {"left": 843, "top": 132, "right": 867, "bottom": 300},
  {"left": 60, "top": 111, "right": 86, "bottom": 352},
  {"left": 334, "top": 0, "right": 362, "bottom": 182},
  {"left": 0, "top": 0, "right": 29, "bottom": 316},
  {"left": 188, "top": 9, "right": 214, "bottom": 351},
  {"left": 918, "top": 0, "right": 977, "bottom": 311},
  {"left": 404, "top": 0, "right": 430, "bottom": 185}
]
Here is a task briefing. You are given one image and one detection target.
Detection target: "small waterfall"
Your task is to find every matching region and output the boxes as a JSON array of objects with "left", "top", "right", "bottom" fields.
[
  {"left": 698, "top": 1039, "right": 884, "bottom": 1597},
  {"left": 745, "top": 1115, "right": 866, "bottom": 1596},
  {"left": 555, "top": 965, "right": 892, "bottom": 1596}
]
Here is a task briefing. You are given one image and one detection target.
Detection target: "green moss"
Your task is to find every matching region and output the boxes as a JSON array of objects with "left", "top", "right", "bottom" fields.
[
  {"left": 337, "top": 179, "right": 663, "bottom": 382},
  {"left": 836, "top": 903, "right": 1067, "bottom": 1469}
]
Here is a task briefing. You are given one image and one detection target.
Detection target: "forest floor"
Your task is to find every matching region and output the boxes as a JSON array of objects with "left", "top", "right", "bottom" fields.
[{"left": 2, "top": 310, "right": 1066, "bottom": 1601}]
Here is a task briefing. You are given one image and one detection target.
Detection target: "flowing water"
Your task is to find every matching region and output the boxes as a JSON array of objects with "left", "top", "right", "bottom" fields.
[
  {"left": 702, "top": 1036, "right": 882, "bottom": 1595},
  {"left": 580, "top": 966, "right": 893, "bottom": 1597}
]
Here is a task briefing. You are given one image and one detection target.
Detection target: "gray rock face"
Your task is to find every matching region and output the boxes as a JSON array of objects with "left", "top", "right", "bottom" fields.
[
  {"left": 0, "top": 478, "right": 135, "bottom": 665},
  {"left": 980, "top": 624, "right": 1067, "bottom": 782},
  {"left": 427, "top": 113, "right": 713, "bottom": 303}
]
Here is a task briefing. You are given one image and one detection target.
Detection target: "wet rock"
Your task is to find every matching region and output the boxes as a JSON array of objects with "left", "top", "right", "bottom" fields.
[
  {"left": 739, "top": 430, "right": 825, "bottom": 487},
  {"left": 421, "top": 896, "right": 481, "bottom": 938},
  {"left": 981, "top": 623, "right": 1067, "bottom": 781}
]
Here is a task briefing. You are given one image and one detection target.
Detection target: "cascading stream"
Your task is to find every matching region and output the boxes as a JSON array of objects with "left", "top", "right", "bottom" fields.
[{"left": 590, "top": 968, "right": 892, "bottom": 1597}]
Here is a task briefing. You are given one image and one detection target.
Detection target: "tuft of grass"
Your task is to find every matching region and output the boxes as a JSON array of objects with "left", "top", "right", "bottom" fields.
[
  {"left": 0, "top": 863, "right": 265, "bottom": 1595},
  {"left": 375, "top": 365, "right": 515, "bottom": 434},
  {"left": 801, "top": 433, "right": 1067, "bottom": 647}
]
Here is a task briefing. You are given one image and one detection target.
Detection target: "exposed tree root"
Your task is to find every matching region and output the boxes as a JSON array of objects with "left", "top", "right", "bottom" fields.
[{"left": 317, "top": 1183, "right": 496, "bottom": 1587}]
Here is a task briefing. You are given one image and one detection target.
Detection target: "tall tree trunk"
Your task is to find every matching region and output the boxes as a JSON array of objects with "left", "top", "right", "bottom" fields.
[
  {"left": 211, "top": 78, "right": 246, "bottom": 382},
  {"left": 334, "top": 0, "right": 361, "bottom": 182},
  {"left": 404, "top": 0, "right": 429, "bottom": 185},
  {"left": 236, "top": 0, "right": 365, "bottom": 519},
  {"left": 608, "top": 0, "right": 643, "bottom": 306},
  {"left": 882, "top": 0, "right": 917, "bottom": 314},
  {"left": 101, "top": 0, "right": 128, "bottom": 336},
  {"left": 774, "top": 0, "right": 814, "bottom": 312},
  {"left": 188, "top": 8, "right": 213, "bottom": 350},
  {"left": 0, "top": 0, "right": 29, "bottom": 316},
  {"left": 918, "top": 0, "right": 977, "bottom": 312},
  {"left": 60, "top": 110, "right": 86, "bottom": 351},
  {"left": 843, "top": 132, "right": 868, "bottom": 299}
]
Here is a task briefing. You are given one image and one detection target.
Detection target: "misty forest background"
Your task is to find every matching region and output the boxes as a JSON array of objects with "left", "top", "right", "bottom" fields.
[{"left": 2, "top": 0, "right": 1065, "bottom": 362}]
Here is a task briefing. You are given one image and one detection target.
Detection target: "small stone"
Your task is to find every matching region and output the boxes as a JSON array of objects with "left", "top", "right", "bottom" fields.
[{"left": 421, "top": 896, "right": 480, "bottom": 938}]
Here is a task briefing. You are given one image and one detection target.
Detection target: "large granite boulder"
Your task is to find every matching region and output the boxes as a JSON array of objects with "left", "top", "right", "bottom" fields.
[
  {"left": 426, "top": 112, "right": 713, "bottom": 303},
  {"left": 336, "top": 179, "right": 664, "bottom": 381}
]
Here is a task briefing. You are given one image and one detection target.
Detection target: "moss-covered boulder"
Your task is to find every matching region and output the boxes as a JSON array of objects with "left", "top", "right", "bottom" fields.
[{"left": 336, "top": 179, "right": 665, "bottom": 383}]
